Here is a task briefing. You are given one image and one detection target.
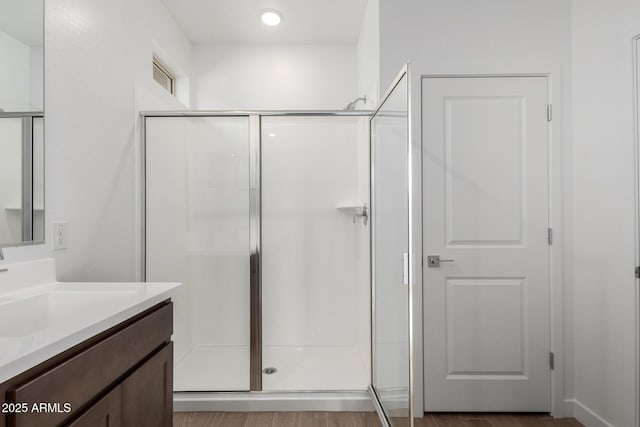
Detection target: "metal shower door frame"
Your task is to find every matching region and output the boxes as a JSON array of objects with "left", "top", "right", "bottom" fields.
[
  {"left": 140, "top": 110, "right": 372, "bottom": 393},
  {"left": 368, "top": 63, "right": 414, "bottom": 427},
  {"left": 0, "top": 111, "right": 44, "bottom": 246}
]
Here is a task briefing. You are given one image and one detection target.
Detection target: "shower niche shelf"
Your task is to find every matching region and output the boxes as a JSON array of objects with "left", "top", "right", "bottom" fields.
[
  {"left": 336, "top": 203, "right": 368, "bottom": 225},
  {"left": 335, "top": 203, "right": 366, "bottom": 212}
]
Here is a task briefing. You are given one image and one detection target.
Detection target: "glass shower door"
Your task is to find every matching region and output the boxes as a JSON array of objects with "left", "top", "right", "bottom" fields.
[
  {"left": 370, "top": 67, "right": 412, "bottom": 426},
  {"left": 145, "top": 116, "right": 252, "bottom": 391}
]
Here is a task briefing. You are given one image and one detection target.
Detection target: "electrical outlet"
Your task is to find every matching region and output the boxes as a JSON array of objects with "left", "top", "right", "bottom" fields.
[{"left": 52, "top": 222, "right": 68, "bottom": 250}]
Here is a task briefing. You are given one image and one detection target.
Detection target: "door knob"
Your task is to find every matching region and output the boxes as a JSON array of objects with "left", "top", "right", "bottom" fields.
[{"left": 426, "top": 255, "right": 455, "bottom": 268}]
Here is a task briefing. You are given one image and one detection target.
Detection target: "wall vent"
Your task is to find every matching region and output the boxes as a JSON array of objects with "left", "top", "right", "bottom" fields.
[{"left": 153, "top": 57, "right": 175, "bottom": 96}]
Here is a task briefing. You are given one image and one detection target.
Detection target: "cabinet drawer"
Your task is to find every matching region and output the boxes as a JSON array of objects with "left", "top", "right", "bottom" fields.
[{"left": 7, "top": 303, "right": 172, "bottom": 427}]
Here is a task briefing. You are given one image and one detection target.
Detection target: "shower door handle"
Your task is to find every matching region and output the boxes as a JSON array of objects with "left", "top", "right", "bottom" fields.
[
  {"left": 403, "top": 253, "right": 409, "bottom": 285},
  {"left": 426, "top": 255, "right": 455, "bottom": 268}
]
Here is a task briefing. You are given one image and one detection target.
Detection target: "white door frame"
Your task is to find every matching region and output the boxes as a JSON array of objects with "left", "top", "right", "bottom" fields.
[
  {"left": 417, "top": 72, "right": 565, "bottom": 417},
  {"left": 631, "top": 34, "right": 640, "bottom": 427}
]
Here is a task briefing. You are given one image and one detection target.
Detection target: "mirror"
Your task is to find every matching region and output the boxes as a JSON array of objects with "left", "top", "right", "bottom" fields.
[{"left": 0, "top": 0, "right": 44, "bottom": 246}]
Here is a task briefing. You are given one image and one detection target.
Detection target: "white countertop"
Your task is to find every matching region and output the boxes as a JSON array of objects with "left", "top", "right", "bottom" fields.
[{"left": 0, "top": 259, "right": 181, "bottom": 384}]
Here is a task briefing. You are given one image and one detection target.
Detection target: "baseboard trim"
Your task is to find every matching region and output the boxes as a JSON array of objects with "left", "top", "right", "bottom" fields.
[
  {"left": 173, "top": 391, "right": 374, "bottom": 412},
  {"left": 564, "top": 399, "right": 614, "bottom": 427},
  {"left": 562, "top": 399, "right": 576, "bottom": 418}
]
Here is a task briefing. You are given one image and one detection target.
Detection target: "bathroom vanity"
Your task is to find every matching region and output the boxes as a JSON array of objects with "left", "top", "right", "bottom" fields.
[{"left": 0, "top": 259, "right": 181, "bottom": 427}]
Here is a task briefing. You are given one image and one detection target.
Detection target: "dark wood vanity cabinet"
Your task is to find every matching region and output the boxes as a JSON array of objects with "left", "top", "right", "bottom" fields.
[
  {"left": 67, "top": 385, "right": 122, "bottom": 427},
  {"left": 120, "top": 343, "right": 172, "bottom": 427},
  {"left": 0, "top": 301, "right": 174, "bottom": 427}
]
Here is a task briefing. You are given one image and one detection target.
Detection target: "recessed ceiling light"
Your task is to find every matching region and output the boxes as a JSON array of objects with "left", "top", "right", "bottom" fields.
[{"left": 260, "top": 9, "right": 282, "bottom": 26}]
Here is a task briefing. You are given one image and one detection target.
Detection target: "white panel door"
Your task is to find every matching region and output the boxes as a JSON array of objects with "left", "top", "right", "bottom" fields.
[{"left": 422, "top": 76, "right": 550, "bottom": 411}]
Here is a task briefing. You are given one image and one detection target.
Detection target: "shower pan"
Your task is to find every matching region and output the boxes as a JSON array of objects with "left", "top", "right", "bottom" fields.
[{"left": 141, "top": 65, "right": 413, "bottom": 427}]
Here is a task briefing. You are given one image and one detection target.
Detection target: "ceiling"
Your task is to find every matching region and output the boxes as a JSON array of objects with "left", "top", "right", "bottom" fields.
[
  {"left": 161, "top": 0, "right": 369, "bottom": 45},
  {"left": 0, "top": 0, "right": 43, "bottom": 46}
]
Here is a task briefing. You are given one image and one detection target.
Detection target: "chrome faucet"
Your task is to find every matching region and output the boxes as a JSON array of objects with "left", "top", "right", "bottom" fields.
[
  {"left": 353, "top": 204, "right": 368, "bottom": 226},
  {"left": 343, "top": 95, "right": 367, "bottom": 111},
  {"left": 0, "top": 248, "right": 7, "bottom": 273}
]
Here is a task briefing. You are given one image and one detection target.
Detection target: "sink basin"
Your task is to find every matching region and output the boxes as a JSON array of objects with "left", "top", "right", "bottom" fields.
[
  {"left": 0, "top": 288, "right": 140, "bottom": 338},
  {"left": 0, "top": 294, "right": 50, "bottom": 337},
  {"left": 0, "top": 297, "right": 14, "bottom": 305}
]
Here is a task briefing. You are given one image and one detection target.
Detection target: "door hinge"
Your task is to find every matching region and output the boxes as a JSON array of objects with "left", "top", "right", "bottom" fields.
[
  {"left": 549, "top": 352, "right": 555, "bottom": 370},
  {"left": 635, "top": 266, "right": 640, "bottom": 279},
  {"left": 547, "top": 228, "right": 553, "bottom": 245},
  {"left": 547, "top": 104, "right": 553, "bottom": 122}
]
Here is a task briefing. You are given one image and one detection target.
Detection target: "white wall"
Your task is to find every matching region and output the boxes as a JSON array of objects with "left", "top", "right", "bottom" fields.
[
  {"left": 379, "top": 0, "right": 571, "bottom": 88},
  {"left": 571, "top": 2, "right": 640, "bottom": 426},
  {"left": 0, "top": 28, "right": 42, "bottom": 112},
  {"left": 29, "top": 45, "right": 43, "bottom": 111},
  {"left": 4, "top": 0, "right": 192, "bottom": 279},
  {"left": 357, "top": 0, "right": 379, "bottom": 107},
  {"left": 377, "top": 0, "right": 573, "bottom": 416},
  {"left": 0, "top": 119, "right": 23, "bottom": 243},
  {"left": 0, "top": 30, "right": 31, "bottom": 111},
  {"left": 191, "top": 44, "right": 357, "bottom": 110}
]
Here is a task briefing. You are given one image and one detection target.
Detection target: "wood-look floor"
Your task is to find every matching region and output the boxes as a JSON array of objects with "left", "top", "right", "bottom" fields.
[{"left": 173, "top": 412, "right": 584, "bottom": 427}]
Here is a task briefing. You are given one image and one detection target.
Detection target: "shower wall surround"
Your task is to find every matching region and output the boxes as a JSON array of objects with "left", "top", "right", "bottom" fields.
[{"left": 261, "top": 116, "right": 370, "bottom": 391}]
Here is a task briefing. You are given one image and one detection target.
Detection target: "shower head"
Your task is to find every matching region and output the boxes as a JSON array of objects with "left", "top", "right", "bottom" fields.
[{"left": 343, "top": 95, "right": 367, "bottom": 111}]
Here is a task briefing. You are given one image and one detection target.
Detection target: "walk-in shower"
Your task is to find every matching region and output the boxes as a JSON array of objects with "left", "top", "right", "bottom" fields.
[
  {"left": 141, "top": 66, "right": 412, "bottom": 427},
  {"left": 143, "top": 112, "right": 371, "bottom": 394}
]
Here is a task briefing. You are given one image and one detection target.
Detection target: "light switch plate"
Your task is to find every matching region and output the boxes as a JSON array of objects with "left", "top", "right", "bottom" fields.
[{"left": 52, "top": 222, "right": 68, "bottom": 250}]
